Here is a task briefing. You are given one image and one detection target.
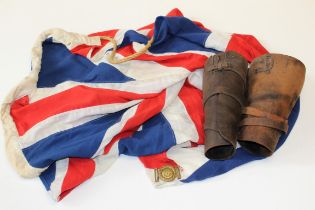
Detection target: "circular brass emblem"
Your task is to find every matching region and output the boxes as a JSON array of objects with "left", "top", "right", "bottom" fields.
[{"left": 158, "top": 165, "right": 178, "bottom": 182}]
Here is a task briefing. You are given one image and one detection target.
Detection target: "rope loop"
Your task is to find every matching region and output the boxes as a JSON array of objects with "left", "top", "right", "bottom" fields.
[{"left": 100, "top": 35, "right": 154, "bottom": 64}]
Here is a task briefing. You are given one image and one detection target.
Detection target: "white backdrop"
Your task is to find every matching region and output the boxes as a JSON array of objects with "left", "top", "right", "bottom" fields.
[{"left": 0, "top": 0, "right": 314, "bottom": 209}]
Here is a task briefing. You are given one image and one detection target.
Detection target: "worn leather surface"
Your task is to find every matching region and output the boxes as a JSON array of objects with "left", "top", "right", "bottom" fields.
[
  {"left": 203, "top": 51, "right": 248, "bottom": 160},
  {"left": 238, "top": 54, "right": 306, "bottom": 156}
]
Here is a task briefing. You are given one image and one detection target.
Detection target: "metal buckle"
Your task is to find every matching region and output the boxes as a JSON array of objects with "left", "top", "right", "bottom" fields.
[{"left": 154, "top": 165, "right": 181, "bottom": 182}]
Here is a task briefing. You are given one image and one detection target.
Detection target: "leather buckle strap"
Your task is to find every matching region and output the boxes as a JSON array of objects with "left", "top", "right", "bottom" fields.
[
  {"left": 241, "top": 107, "right": 288, "bottom": 133},
  {"left": 205, "top": 53, "right": 248, "bottom": 83}
]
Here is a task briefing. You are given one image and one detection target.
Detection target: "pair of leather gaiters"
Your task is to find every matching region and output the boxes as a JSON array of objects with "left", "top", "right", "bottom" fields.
[{"left": 203, "top": 51, "right": 305, "bottom": 160}]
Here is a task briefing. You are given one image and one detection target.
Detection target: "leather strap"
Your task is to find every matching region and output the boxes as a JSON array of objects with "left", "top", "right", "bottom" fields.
[
  {"left": 203, "top": 86, "right": 244, "bottom": 107},
  {"left": 205, "top": 53, "right": 247, "bottom": 83},
  {"left": 240, "top": 106, "right": 288, "bottom": 133},
  {"left": 239, "top": 117, "right": 288, "bottom": 133},
  {"left": 211, "top": 69, "right": 247, "bottom": 85},
  {"left": 206, "top": 64, "right": 247, "bottom": 85},
  {"left": 242, "top": 107, "right": 287, "bottom": 122}
]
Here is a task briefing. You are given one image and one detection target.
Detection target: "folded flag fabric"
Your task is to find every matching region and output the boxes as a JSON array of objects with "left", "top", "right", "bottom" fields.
[{"left": 1, "top": 8, "right": 300, "bottom": 201}]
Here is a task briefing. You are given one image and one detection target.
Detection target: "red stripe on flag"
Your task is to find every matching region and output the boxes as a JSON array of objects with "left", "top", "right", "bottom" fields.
[
  {"left": 226, "top": 34, "right": 268, "bottom": 62},
  {"left": 103, "top": 129, "right": 138, "bottom": 155},
  {"left": 137, "top": 23, "right": 154, "bottom": 33},
  {"left": 117, "top": 45, "right": 208, "bottom": 72},
  {"left": 139, "top": 152, "right": 178, "bottom": 169},
  {"left": 193, "top": 20, "right": 210, "bottom": 32},
  {"left": 70, "top": 45, "right": 92, "bottom": 57},
  {"left": 88, "top": 29, "right": 119, "bottom": 37},
  {"left": 11, "top": 85, "right": 158, "bottom": 136},
  {"left": 166, "top": 8, "right": 184, "bottom": 17},
  {"left": 178, "top": 81, "right": 205, "bottom": 144},
  {"left": 59, "top": 158, "right": 95, "bottom": 201}
]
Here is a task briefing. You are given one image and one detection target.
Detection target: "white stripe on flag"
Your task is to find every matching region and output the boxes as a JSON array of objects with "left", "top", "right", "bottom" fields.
[
  {"left": 49, "top": 158, "right": 69, "bottom": 201},
  {"left": 19, "top": 100, "right": 142, "bottom": 149},
  {"left": 205, "top": 31, "right": 231, "bottom": 52},
  {"left": 162, "top": 97, "right": 199, "bottom": 145},
  {"left": 166, "top": 144, "right": 208, "bottom": 180},
  {"left": 29, "top": 70, "right": 187, "bottom": 103},
  {"left": 109, "top": 59, "right": 191, "bottom": 82},
  {"left": 188, "top": 68, "right": 203, "bottom": 90},
  {"left": 93, "top": 142, "right": 119, "bottom": 177}
]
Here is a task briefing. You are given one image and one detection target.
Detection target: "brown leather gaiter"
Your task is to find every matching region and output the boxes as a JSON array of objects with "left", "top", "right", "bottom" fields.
[
  {"left": 203, "top": 51, "right": 248, "bottom": 160},
  {"left": 238, "top": 54, "right": 306, "bottom": 156}
]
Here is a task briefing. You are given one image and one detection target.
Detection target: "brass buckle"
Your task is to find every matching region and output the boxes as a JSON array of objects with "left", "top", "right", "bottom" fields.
[{"left": 154, "top": 165, "right": 181, "bottom": 182}]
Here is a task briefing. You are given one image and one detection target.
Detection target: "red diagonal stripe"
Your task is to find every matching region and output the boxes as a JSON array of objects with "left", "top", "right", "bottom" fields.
[{"left": 11, "top": 85, "right": 158, "bottom": 136}]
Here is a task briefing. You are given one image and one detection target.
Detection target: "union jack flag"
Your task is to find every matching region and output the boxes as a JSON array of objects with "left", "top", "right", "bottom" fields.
[{"left": 1, "top": 8, "right": 300, "bottom": 201}]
